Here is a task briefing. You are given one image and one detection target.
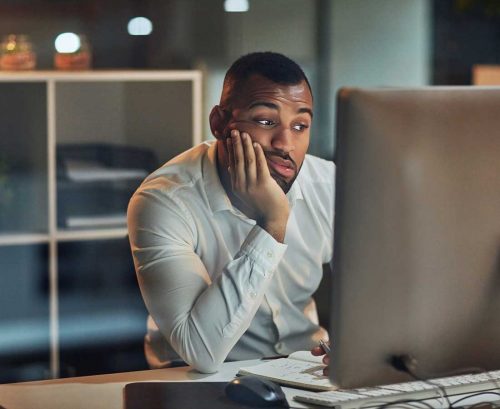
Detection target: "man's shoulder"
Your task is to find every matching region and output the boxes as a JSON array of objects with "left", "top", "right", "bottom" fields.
[
  {"left": 139, "top": 141, "right": 214, "bottom": 194},
  {"left": 300, "top": 154, "right": 335, "bottom": 186},
  {"left": 294, "top": 154, "right": 335, "bottom": 228}
]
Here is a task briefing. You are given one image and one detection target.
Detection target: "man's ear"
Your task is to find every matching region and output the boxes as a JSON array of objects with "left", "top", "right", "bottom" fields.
[{"left": 209, "top": 105, "right": 230, "bottom": 140}]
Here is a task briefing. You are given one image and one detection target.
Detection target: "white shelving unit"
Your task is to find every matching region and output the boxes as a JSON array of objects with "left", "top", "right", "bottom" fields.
[{"left": 0, "top": 71, "right": 202, "bottom": 380}]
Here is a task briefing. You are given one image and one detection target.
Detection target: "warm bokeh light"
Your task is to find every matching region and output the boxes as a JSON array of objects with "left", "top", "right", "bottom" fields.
[
  {"left": 127, "top": 17, "right": 153, "bottom": 36},
  {"left": 54, "top": 32, "right": 80, "bottom": 53}
]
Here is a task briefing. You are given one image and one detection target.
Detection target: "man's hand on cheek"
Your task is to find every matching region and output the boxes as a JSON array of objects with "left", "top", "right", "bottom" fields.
[{"left": 226, "top": 129, "right": 290, "bottom": 243}]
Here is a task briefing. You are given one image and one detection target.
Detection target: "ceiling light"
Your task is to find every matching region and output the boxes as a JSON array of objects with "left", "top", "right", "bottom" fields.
[
  {"left": 127, "top": 17, "right": 153, "bottom": 36},
  {"left": 54, "top": 33, "right": 81, "bottom": 53},
  {"left": 224, "top": 0, "right": 249, "bottom": 12}
]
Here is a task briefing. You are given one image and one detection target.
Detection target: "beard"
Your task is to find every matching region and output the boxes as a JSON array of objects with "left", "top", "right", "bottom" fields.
[
  {"left": 271, "top": 171, "right": 297, "bottom": 194},
  {"left": 263, "top": 149, "right": 300, "bottom": 194}
]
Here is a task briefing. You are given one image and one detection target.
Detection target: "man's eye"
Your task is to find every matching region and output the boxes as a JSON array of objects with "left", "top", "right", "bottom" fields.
[
  {"left": 293, "top": 124, "right": 309, "bottom": 131},
  {"left": 256, "top": 119, "right": 275, "bottom": 126}
]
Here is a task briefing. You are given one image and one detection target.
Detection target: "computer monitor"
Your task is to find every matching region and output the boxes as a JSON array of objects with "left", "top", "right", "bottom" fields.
[{"left": 330, "top": 86, "right": 500, "bottom": 389}]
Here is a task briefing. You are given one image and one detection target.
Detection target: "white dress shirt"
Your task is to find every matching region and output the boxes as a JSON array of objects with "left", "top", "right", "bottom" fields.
[{"left": 127, "top": 141, "right": 334, "bottom": 373}]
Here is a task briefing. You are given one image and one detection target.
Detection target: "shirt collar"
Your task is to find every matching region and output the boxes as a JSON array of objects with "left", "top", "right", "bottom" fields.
[
  {"left": 286, "top": 174, "right": 304, "bottom": 207},
  {"left": 202, "top": 141, "right": 304, "bottom": 213},
  {"left": 203, "top": 141, "right": 233, "bottom": 213}
]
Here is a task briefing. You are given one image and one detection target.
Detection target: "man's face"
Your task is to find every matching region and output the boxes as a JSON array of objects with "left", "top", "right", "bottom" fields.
[{"left": 222, "top": 75, "right": 313, "bottom": 193}]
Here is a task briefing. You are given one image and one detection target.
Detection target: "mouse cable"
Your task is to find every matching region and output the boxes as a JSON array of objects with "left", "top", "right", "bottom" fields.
[
  {"left": 389, "top": 354, "right": 453, "bottom": 409},
  {"left": 451, "top": 390, "right": 500, "bottom": 409},
  {"left": 365, "top": 397, "right": 435, "bottom": 409},
  {"left": 390, "top": 355, "right": 500, "bottom": 408}
]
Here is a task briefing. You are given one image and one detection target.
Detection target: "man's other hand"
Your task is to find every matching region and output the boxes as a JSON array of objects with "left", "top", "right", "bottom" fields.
[
  {"left": 311, "top": 344, "right": 330, "bottom": 376},
  {"left": 227, "top": 130, "right": 290, "bottom": 243}
]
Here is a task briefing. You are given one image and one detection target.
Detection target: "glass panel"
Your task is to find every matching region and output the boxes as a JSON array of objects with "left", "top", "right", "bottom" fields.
[
  {"left": 58, "top": 238, "right": 148, "bottom": 377},
  {"left": 54, "top": 80, "right": 193, "bottom": 230},
  {"left": 0, "top": 244, "right": 50, "bottom": 382},
  {"left": 0, "top": 82, "right": 48, "bottom": 234}
]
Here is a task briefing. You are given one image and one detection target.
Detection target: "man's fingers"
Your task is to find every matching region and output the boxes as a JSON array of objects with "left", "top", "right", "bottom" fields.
[
  {"left": 254, "top": 142, "right": 271, "bottom": 180},
  {"left": 232, "top": 131, "right": 246, "bottom": 190},
  {"left": 242, "top": 132, "right": 256, "bottom": 186},
  {"left": 311, "top": 346, "right": 325, "bottom": 356},
  {"left": 322, "top": 354, "right": 330, "bottom": 376},
  {"left": 226, "top": 137, "right": 234, "bottom": 167},
  {"left": 226, "top": 137, "right": 235, "bottom": 189}
]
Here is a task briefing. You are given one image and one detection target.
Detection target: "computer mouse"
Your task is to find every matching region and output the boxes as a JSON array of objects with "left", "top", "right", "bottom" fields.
[{"left": 225, "top": 375, "right": 289, "bottom": 407}]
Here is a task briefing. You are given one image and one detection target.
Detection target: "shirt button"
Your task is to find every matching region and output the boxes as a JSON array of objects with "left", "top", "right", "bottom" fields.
[
  {"left": 273, "top": 308, "right": 280, "bottom": 319},
  {"left": 266, "top": 251, "right": 273, "bottom": 259},
  {"left": 275, "top": 342, "right": 285, "bottom": 354},
  {"left": 249, "top": 291, "right": 257, "bottom": 299}
]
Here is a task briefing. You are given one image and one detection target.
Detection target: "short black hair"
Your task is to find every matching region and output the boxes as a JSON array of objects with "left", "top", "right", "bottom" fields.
[{"left": 220, "top": 51, "right": 312, "bottom": 108}]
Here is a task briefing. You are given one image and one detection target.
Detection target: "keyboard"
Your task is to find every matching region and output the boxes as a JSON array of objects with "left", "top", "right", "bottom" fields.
[{"left": 293, "top": 370, "right": 500, "bottom": 408}]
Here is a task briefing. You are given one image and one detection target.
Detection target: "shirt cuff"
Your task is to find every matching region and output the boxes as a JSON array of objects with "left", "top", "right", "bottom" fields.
[{"left": 239, "top": 225, "right": 288, "bottom": 273}]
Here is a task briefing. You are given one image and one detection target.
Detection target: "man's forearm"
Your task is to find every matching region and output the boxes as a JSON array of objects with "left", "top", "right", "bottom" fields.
[
  {"left": 258, "top": 217, "right": 288, "bottom": 243},
  {"left": 134, "top": 222, "right": 287, "bottom": 373}
]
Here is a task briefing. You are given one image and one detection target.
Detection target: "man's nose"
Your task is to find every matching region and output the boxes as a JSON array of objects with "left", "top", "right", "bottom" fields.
[{"left": 271, "top": 126, "right": 295, "bottom": 153}]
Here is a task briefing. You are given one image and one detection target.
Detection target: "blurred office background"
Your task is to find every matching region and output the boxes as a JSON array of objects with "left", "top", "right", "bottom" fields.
[{"left": 0, "top": 0, "right": 499, "bottom": 382}]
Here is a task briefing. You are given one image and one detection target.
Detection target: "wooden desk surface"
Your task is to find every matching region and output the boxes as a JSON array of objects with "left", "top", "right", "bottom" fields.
[{"left": 0, "top": 360, "right": 310, "bottom": 409}]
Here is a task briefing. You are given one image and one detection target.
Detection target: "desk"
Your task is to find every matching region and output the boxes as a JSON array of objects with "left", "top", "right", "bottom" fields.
[
  {"left": 2, "top": 362, "right": 499, "bottom": 409},
  {"left": 0, "top": 359, "right": 311, "bottom": 409}
]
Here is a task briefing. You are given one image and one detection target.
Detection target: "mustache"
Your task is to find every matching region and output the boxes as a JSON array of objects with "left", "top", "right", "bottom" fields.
[{"left": 262, "top": 148, "right": 297, "bottom": 171}]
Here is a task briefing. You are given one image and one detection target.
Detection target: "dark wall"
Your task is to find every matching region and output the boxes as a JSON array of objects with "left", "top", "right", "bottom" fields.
[
  {"left": 0, "top": 0, "right": 227, "bottom": 69},
  {"left": 433, "top": 0, "right": 500, "bottom": 85}
]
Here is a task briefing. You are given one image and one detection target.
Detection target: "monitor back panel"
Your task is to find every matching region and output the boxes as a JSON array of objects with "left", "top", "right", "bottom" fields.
[{"left": 332, "top": 87, "right": 500, "bottom": 388}]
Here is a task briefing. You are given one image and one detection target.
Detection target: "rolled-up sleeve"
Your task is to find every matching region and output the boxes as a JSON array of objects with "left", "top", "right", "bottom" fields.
[{"left": 127, "top": 187, "right": 287, "bottom": 373}]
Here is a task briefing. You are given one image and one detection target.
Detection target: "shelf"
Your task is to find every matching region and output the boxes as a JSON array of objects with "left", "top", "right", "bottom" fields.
[
  {"left": 63, "top": 214, "right": 127, "bottom": 229},
  {"left": 58, "top": 310, "right": 146, "bottom": 348},
  {"left": 0, "top": 233, "right": 50, "bottom": 246},
  {"left": 0, "top": 227, "right": 128, "bottom": 245},
  {"left": 0, "top": 70, "right": 202, "bottom": 381},
  {"left": 0, "top": 70, "right": 202, "bottom": 82},
  {"left": 0, "top": 318, "right": 50, "bottom": 356},
  {"left": 56, "top": 228, "right": 128, "bottom": 242},
  {"left": 0, "top": 310, "right": 145, "bottom": 356}
]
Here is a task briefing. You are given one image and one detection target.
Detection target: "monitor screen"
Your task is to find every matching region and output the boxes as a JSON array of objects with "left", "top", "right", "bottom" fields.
[{"left": 330, "top": 86, "right": 500, "bottom": 389}]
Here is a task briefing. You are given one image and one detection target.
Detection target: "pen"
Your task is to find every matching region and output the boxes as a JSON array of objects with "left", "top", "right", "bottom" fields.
[
  {"left": 319, "top": 339, "right": 331, "bottom": 354},
  {"left": 261, "top": 355, "right": 288, "bottom": 360}
]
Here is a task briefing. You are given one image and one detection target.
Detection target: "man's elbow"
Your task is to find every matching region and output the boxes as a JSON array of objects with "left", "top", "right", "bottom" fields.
[
  {"left": 188, "top": 356, "right": 224, "bottom": 374},
  {"left": 171, "top": 325, "right": 229, "bottom": 374}
]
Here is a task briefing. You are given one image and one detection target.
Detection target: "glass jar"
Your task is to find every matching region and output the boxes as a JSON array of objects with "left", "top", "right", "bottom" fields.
[
  {"left": 0, "top": 34, "right": 37, "bottom": 70},
  {"left": 54, "top": 34, "right": 92, "bottom": 70}
]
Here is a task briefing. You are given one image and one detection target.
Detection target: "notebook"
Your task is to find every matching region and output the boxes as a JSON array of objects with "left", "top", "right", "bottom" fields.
[{"left": 238, "top": 350, "right": 336, "bottom": 391}]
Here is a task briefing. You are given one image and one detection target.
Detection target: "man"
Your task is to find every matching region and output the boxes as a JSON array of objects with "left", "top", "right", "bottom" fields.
[{"left": 127, "top": 52, "right": 333, "bottom": 373}]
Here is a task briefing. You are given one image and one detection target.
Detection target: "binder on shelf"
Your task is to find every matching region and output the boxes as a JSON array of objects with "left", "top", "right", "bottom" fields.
[{"left": 56, "top": 143, "right": 158, "bottom": 229}]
